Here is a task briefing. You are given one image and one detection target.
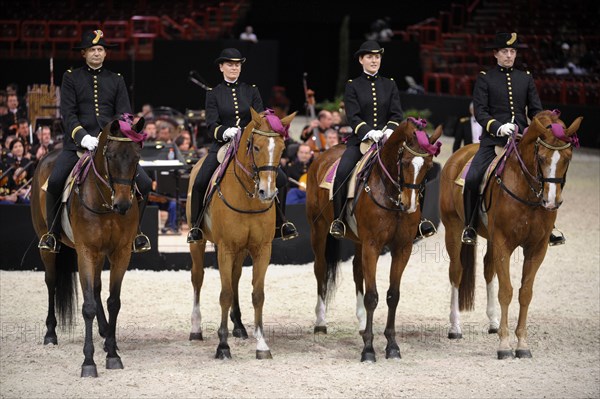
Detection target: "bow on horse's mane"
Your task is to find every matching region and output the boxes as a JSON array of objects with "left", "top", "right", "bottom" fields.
[
  {"left": 522, "top": 109, "right": 580, "bottom": 147},
  {"left": 408, "top": 117, "right": 442, "bottom": 156},
  {"left": 263, "top": 108, "right": 289, "bottom": 139},
  {"left": 117, "top": 113, "right": 147, "bottom": 143}
]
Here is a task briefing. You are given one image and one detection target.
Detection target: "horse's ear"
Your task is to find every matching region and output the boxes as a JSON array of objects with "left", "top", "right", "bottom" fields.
[
  {"left": 250, "top": 107, "right": 262, "bottom": 125},
  {"left": 430, "top": 124, "right": 443, "bottom": 143},
  {"left": 110, "top": 119, "right": 120, "bottom": 134},
  {"left": 134, "top": 117, "right": 145, "bottom": 133},
  {"left": 565, "top": 116, "right": 583, "bottom": 137},
  {"left": 280, "top": 111, "right": 297, "bottom": 126}
]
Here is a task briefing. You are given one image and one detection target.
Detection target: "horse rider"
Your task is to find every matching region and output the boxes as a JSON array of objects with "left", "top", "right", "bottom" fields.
[
  {"left": 187, "top": 48, "right": 298, "bottom": 243},
  {"left": 38, "top": 30, "right": 152, "bottom": 253},
  {"left": 463, "top": 32, "right": 565, "bottom": 246},
  {"left": 329, "top": 40, "right": 436, "bottom": 240}
]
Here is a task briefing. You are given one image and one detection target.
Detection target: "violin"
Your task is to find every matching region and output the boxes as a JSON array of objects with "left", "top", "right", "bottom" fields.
[
  {"left": 287, "top": 173, "right": 307, "bottom": 191},
  {"left": 302, "top": 74, "right": 326, "bottom": 154}
]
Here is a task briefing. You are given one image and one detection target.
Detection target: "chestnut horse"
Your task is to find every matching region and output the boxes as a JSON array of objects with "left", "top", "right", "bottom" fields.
[
  {"left": 306, "top": 118, "right": 443, "bottom": 362},
  {"left": 30, "top": 116, "right": 146, "bottom": 377},
  {"left": 186, "top": 108, "right": 295, "bottom": 359},
  {"left": 440, "top": 110, "right": 582, "bottom": 359}
]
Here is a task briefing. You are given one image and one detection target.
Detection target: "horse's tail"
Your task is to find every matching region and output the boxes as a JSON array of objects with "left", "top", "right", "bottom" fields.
[
  {"left": 458, "top": 242, "right": 476, "bottom": 311},
  {"left": 324, "top": 233, "right": 341, "bottom": 303},
  {"left": 54, "top": 246, "right": 78, "bottom": 328}
]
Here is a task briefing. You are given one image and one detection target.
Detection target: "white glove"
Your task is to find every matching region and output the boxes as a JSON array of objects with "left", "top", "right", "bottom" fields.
[
  {"left": 363, "top": 130, "right": 384, "bottom": 143},
  {"left": 383, "top": 128, "right": 394, "bottom": 139},
  {"left": 81, "top": 134, "right": 99, "bottom": 151},
  {"left": 497, "top": 123, "right": 515, "bottom": 137},
  {"left": 223, "top": 127, "right": 239, "bottom": 141}
]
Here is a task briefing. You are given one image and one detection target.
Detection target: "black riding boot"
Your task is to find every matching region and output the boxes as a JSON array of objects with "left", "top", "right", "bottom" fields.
[
  {"left": 329, "top": 184, "right": 347, "bottom": 239},
  {"left": 415, "top": 188, "right": 436, "bottom": 241},
  {"left": 461, "top": 189, "right": 479, "bottom": 245},
  {"left": 549, "top": 226, "right": 566, "bottom": 246},
  {"left": 132, "top": 195, "right": 151, "bottom": 253},
  {"left": 274, "top": 190, "right": 298, "bottom": 240},
  {"left": 38, "top": 191, "right": 62, "bottom": 253},
  {"left": 187, "top": 190, "right": 205, "bottom": 243}
]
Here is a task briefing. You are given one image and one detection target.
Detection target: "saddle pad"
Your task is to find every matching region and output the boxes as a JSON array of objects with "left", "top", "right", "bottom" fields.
[
  {"left": 454, "top": 145, "right": 508, "bottom": 194},
  {"left": 319, "top": 146, "right": 378, "bottom": 200}
]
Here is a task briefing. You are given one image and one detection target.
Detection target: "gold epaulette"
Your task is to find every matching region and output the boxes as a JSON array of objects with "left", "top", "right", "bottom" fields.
[{"left": 480, "top": 71, "right": 486, "bottom": 75}]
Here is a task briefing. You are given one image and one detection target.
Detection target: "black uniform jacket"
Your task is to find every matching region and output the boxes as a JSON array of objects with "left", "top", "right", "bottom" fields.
[
  {"left": 60, "top": 65, "right": 131, "bottom": 151},
  {"left": 344, "top": 72, "right": 403, "bottom": 146},
  {"left": 205, "top": 80, "right": 263, "bottom": 149},
  {"left": 473, "top": 64, "right": 542, "bottom": 146}
]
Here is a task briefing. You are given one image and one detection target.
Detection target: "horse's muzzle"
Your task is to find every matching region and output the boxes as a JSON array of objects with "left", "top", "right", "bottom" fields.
[
  {"left": 113, "top": 201, "right": 132, "bottom": 215},
  {"left": 541, "top": 199, "right": 562, "bottom": 210},
  {"left": 258, "top": 187, "right": 278, "bottom": 203}
]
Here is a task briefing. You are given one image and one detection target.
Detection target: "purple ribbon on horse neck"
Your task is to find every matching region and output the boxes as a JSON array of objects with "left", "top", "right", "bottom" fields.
[
  {"left": 414, "top": 130, "right": 442, "bottom": 156},
  {"left": 264, "top": 108, "right": 289, "bottom": 139},
  {"left": 118, "top": 113, "right": 147, "bottom": 143}
]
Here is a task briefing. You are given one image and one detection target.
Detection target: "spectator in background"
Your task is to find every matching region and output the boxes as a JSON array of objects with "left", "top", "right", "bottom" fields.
[
  {"left": 157, "top": 124, "right": 173, "bottom": 143},
  {"left": 366, "top": 17, "right": 393, "bottom": 42},
  {"left": 141, "top": 103, "right": 154, "bottom": 120},
  {"left": 285, "top": 143, "right": 313, "bottom": 205},
  {"left": 16, "top": 118, "right": 38, "bottom": 151},
  {"left": 324, "top": 128, "right": 340, "bottom": 149},
  {"left": 1, "top": 94, "right": 27, "bottom": 136},
  {"left": 452, "top": 102, "right": 481, "bottom": 152},
  {"left": 175, "top": 133, "right": 191, "bottom": 151},
  {"left": 144, "top": 121, "right": 157, "bottom": 142},
  {"left": 240, "top": 26, "right": 258, "bottom": 43}
]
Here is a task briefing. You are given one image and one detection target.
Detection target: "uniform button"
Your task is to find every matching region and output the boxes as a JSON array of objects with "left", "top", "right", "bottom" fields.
[
  {"left": 371, "top": 82, "right": 375, "bottom": 86},
  {"left": 235, "top": 106, "right": 238, "bottom": 109}
]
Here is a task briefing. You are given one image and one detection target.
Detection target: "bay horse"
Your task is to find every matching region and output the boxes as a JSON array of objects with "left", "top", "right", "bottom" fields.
[
  {"left": 186, "top": 108, "right": 295, "bottom": 359},
  {"left": 30, "top": 116, "right": 146, "bottom": 377},
  {"left": 306, "top": 118, "right": 443, "bottom": 362},
  {"left": 440, "top": 110, "right": 582, "bottom": 359}
]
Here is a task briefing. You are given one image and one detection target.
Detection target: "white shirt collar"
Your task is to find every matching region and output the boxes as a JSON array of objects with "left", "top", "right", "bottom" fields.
[
  {"left": 363, "top": 70, "right": 378, "bottom": 76},
  {"left": 224, "top": 78, "right": 238, "bottom": 84}
]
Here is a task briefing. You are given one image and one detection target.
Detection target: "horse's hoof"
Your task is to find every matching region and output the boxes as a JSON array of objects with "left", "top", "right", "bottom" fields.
[
  {"left": 515, "top": 349, "right": 532, "bottom": 359},
  {"left": 256, "top": 350, "right": 272, "bottom": 360},
  {"left": 385, "top": 348, "right": 401, "bottom": 359},
  {"left": 189, "top": 332, "right": 203, "bottom": 341},
  {"left": 361, "top": 351, "right": 377, "bottom": 363},
  {"left": 106, "top": 356, "right": 124, "bottom": 369},
  {"left": 233, "top": 327, "right": 248, "bottom": 339},
  {"left": 314, "top": 326, "right": 327, "bottom": 334},
  {"left": 81, "top": 364, "right": 98, "bottom": 378},
  {"left": 44, "top": 334, "right": 57, "bottom": 345},
  {"left": 488, "top": 328, "right": 499, "bottom": 334},
  {"left": 215, "top": 346, "right": 232, "bottom": 360},
  {"left": 497, "top": 349, "right": 515, "bottom": 359},
  {"left": 448, "top": 332, "right": 463, "bottom": 339}
]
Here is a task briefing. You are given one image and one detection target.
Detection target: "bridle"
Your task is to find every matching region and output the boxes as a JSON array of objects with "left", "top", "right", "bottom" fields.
[
  {"left": 76, "top": 133, "right": 140, "bottom": 214},
  {"left": 217, "top": 124, "right": 282, "bottom": 214},
  {"left": 495, "top": 127, "right": 573, "bottom": 208}
]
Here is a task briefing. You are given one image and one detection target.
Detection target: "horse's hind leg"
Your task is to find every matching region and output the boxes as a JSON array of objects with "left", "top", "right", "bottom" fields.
[
  {"left": 190, "top": 240, "right": 206, "bottom": 341},
  {"left": 230, "top": 251, "right": 249, "bottom": 339},
  {"left": 445, "top": 216, "right": 464, "bottom": 339},
  {"left": 352, "top": 244, "right": 366, "bottom": 334},
  {"left": 483, "top": 245, "right": 499, "bottom": 334},
  {"left": 41, "top": 251, "right": 58, "bottom": 345},
  {"left": 249, "top": 244, "right": 273, "bottom": 359}
]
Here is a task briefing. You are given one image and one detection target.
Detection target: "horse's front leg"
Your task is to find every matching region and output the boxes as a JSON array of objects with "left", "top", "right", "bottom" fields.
[
  {"left": 352, "top": 243, "right": 366, "bottom": 334},
  {"left": 77, "top": 249, "right": 102, "bottom": 377},
  {"left": 514, "top": 244, "right": 547, "bottom": 358},
  {"left": 360, "top": 243, "right": 380, "bottom": 362},
  {"left": 94, "top": 270, "right": 109, "bottom": 338},
  {"left": 493, "top": 239, "right": 514, "bottom": 359},
  {"left": 230, "top": 251, "right": 249, "bottom": 339},
  {"left": 189, "top": 240, "right": 206, "bottom": 341},
  {"left": 444, "top": 218, "right": 464, "bottom": 339},
  {"left": 104, "top": 247, "right": 132, "bottom": 370},
  {"left": 215, "top": 247, "right": 235, "bottom": 359},
  {"left": 384, "top": 242, "right": 412, "bottom": 359},
  {"left": 249, "top": 243, "right": 273, "bottom": 359}
]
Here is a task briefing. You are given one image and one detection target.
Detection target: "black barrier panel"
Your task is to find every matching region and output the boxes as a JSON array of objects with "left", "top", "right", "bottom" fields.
[{"left": 0, "top": 205, "right": 161, "bottom": 270}]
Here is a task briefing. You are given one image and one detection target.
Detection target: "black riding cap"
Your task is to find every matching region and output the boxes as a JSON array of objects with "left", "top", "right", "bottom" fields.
[
  {"left": 72, "top": 30, "right": 118, "bottom": 50},
  {"left": 354, "top": 40, "right": 385, "bottom": 58},
  {"left": 215, "top": 48, "right": 246, "bottom": 65},
  {"left": 485, "top": 32, "right": 528, "bottom": 49}
]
